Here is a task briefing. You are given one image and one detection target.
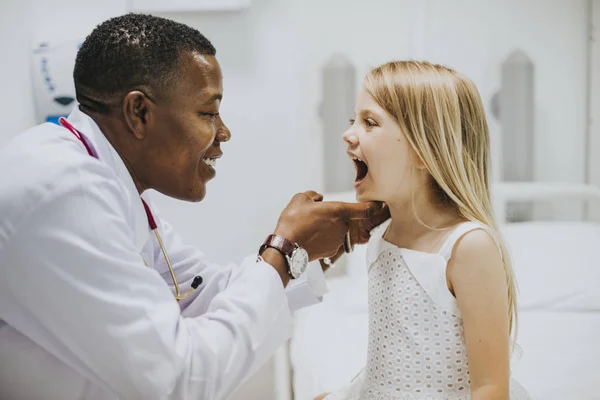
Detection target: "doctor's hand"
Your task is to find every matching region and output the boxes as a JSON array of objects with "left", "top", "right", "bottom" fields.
[
  {"left": 349, "top": 201, "right": 389, "bottom": 245},
  {"left": 273, "top": 191, "right": 384, "bottom": 261},
  {"left": 319, "top": 201, "right": 390, "bottom": 269}
]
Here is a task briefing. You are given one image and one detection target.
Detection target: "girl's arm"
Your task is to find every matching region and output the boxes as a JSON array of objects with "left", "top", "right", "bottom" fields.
[{"left": 446, "top": 229, "right": 511, "bottom": 400}]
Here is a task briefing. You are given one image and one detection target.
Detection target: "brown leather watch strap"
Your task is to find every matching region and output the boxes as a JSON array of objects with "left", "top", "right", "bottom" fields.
[{"left": 259, "top": 234, "right": 297, "bottom": 257}]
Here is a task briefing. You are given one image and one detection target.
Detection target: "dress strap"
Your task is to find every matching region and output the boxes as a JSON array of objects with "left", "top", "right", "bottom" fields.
[
  {"left": 437, "top": 222, "right": 499, "bottom": 261},
  {"left": 366, "top": 218, "right": 392, "bottom": 267}
]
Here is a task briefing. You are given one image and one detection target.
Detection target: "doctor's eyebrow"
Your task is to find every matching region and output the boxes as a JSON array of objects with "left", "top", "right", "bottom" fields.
[{"left": 205, "top": 93, "right": 223, "bottom": 103}]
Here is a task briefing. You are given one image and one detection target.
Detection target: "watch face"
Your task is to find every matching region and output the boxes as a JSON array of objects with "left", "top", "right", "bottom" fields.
[{"left": 289, "top": 247, "right": 309, "bottom": 278}]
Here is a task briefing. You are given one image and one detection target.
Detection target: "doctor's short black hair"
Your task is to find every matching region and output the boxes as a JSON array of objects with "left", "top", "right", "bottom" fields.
[{"left": 73, "top": 13, "right": 216, "bottom": 105}]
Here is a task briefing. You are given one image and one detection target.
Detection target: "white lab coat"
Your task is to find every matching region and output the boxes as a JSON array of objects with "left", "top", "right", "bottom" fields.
[{"left": 0, "top": 108, "right": 328, "bottom": 400}]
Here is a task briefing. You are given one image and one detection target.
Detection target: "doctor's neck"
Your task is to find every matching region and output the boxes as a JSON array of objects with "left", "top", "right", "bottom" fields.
[{"left": 81, "top": 105, "right": 149, "bottom": 195}]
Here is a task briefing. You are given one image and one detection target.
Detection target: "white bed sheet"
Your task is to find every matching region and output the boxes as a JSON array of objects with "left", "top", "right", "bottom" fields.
[
  {"left": 504, "top": 221, "right": 600, "bottom": 311},
  {"left": 290, "top": 221, "right": 600, "bottom": 400},
  {"left": 291, "top": 276, "right": 369, "bottom": 400}
]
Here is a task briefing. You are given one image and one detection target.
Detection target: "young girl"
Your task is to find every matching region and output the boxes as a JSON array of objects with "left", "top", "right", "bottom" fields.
[{"left": 317, "top": 61, "right": 531, "bottom": 400}]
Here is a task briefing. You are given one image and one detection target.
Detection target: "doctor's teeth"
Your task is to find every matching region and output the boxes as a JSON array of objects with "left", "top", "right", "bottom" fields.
[{"left": 203, "top": 158, "right": 216, "bottom": 167}]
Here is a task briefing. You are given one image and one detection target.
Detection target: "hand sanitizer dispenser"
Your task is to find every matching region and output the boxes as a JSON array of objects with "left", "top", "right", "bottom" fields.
[{"left": 31, "top": 40, "right": 81, "bottom": 124}]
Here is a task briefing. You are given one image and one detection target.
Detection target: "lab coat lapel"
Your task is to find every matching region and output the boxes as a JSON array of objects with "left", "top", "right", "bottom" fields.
[{"left": 65, "top": 107, "right": 150, "bottom": 253}]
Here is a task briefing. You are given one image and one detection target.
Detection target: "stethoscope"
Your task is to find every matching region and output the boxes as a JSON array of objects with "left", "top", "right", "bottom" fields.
[{"left": 58, "top": 117, "right": 203, "bottom": 301}]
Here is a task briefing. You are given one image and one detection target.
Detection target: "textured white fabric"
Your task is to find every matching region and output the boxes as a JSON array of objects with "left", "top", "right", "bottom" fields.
[{"left": 326, "top": 221, "right": 531, "bottom": 400}]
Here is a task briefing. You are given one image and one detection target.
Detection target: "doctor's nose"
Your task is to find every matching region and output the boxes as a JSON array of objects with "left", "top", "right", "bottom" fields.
[{"left": 216, "top": 116, "right": 231, "bottom": 143}]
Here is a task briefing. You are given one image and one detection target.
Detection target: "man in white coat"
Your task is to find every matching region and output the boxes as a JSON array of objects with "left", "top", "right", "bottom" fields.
[{"left": 0, "top": 13, "right": 388, "bottom": 400}]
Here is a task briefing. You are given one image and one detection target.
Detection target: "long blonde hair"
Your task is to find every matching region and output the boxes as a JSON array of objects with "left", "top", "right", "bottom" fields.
[{"left": 364, "top": 60, "right": 518, "bottom": 342}]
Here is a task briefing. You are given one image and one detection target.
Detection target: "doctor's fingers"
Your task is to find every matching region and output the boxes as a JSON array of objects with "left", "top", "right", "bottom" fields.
[
  {"left": 327, "top": 200, "right": 383, "bottom": 221},
  {"left": 349, "top": 205, "right": 389, "bottom": 245},
  {"left": 366, "top": 202, "right": 390, "bottom": 228}
]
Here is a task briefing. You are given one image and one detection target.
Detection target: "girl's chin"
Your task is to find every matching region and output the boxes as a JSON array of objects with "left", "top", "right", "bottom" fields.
[{"left": 355, "top": 191, "right": 380, "bottom": 203}]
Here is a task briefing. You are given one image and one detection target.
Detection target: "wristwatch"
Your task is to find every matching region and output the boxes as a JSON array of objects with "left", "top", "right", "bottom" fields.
[{"left": 259, "top": 234, "right": 309, "bottom": 279}]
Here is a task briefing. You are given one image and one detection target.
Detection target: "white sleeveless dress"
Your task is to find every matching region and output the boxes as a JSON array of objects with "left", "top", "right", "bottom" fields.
[{"left": 324, "top": 220, "right": 532, "bottom": 400}]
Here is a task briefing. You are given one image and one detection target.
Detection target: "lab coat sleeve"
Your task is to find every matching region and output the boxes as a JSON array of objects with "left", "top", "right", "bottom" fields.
[
  {"left": 0, "top": 170, "right": 293, "bottom": 400},
  {"left": 285, "top": 260, "right": 329, "bottom": 311},
  {"left": 152, "top": 212, "right": 329, "bottom": 316}
]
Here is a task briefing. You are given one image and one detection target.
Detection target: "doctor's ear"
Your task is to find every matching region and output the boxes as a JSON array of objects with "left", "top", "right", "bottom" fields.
[{"left": 122, "top": 91, "right": 152, "bottom": 139}]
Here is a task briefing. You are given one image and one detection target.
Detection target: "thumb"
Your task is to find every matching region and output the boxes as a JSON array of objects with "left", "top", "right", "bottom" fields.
[{"left": 304, "top": 190, "right": 324, "bottom": 202}]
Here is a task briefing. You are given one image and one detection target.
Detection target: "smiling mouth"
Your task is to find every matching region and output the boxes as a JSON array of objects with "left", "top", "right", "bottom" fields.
[
  {"left": 352, "top": 157, "right": 369, "bottom": 183},
  {"left": 202, "top": 154, "right": 222, "bottom": 168},
  {"left": 202, "top": 158, "right": 217, "bottom": 167}
]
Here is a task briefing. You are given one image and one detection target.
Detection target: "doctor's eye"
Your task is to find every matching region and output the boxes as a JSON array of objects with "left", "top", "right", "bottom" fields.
[{"left": 201, "top": 113, "right": 219, "bottom": 121}]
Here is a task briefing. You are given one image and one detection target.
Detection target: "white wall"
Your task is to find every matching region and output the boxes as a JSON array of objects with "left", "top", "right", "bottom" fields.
[
  {"left": 0, "top": 0, "right": 589, "bottom": 258},
  {"left": 0, "top": 0, "right": 128, "bottom": 146},
  {"left": 419, "top": 0, "right": 589, "bottom": 220},
  {"left": 0, "top": 0, "right": 590, "bottom": 399},
  {"left": 417, "top": 0, "right": 585, "bottom": 221},
  {"left": 588, "top": 0, "right": 600, "bottom": 220},
  {"left": 152, "top": 0, "right": 589, "bottom": 265}
]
